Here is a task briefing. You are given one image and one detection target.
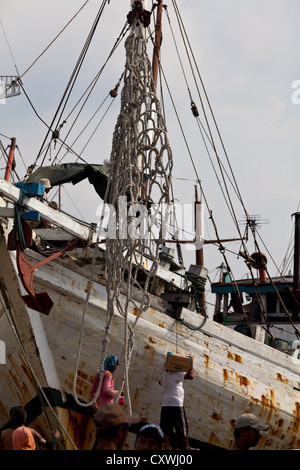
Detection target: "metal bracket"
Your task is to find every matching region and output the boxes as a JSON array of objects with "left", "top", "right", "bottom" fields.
[{"left": 8, "top": 219, "right": 82, "bottom": 315}]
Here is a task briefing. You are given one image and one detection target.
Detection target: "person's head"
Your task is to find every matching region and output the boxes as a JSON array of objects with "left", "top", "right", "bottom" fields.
[
  {"left": 94, "top": 404, "right": 139, "bottom": 450},
  {"left": 38, "top": 178, "right": 52, "bottom": 194},
  {"left": 104, "top": 355, "right": 119, "bottom": 373},
  {"left": 12, "top": 425, "right": 35, "bottom": 450},
  {"left": 135, "top": 424, "right": 164, "bottom": 450},
  {"left": 233, "top": 413, "right": 269, "bottom": 449},
  {"left": 10, "top": 406, "right": 26, "bottom": 427}
]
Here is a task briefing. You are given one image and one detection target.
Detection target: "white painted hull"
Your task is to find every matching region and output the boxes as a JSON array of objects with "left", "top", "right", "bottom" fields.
[{"left": 1, "top": 230, "right": 300, "bottom": 450}]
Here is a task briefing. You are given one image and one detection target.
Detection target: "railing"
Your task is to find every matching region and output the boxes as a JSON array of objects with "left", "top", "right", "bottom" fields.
[{"left": 0, "top": 75, "right": 21, "bottom": 99}]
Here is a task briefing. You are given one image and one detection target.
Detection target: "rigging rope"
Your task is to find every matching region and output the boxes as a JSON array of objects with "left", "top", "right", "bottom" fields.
[
  {"left": 52, "top": 22, "right": 130, "bottom": 165},
  {"left": 19, "top": 0, "right": 91, "bottom": 81},
  {"left": 0, "top": 19, "right": 20, "bottom": 76},
  {"left": 163, "top": 1, "right": 297, "bottom": 336},
  {"left": 34, "top": 0, "right": 110, "bottom": 168},
  {"left": 20, "top": 19, "right": 129, "bottom": 173}
]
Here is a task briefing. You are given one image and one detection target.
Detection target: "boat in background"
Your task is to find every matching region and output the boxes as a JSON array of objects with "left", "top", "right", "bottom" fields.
[
  {"left": 0, "top": 1, "right": 299, "bottom": 450},
  {"left": 213, "top": 214, "right": 300, "bottom": 348}
]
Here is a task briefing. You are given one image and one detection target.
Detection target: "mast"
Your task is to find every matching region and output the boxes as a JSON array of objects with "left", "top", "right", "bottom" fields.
[
  {"left": 292, "top": 212, "right": 300, "bottom": 320},
  {"left": 4, "top": 137, "right": 16, "bottom": 182},
  {"left": 194, "top": 185, "right": 204, "bottom": 266},
  {"left": 152, "top": 0, "right": 164, "bottom": 89},
  {"left": 150, "top": 4, "right": 204, "bottom": 270}
]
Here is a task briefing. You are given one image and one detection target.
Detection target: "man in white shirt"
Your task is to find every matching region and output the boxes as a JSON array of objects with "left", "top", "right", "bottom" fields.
[{"left": 159, "top": 361, "right": 194, "bottom": 450}]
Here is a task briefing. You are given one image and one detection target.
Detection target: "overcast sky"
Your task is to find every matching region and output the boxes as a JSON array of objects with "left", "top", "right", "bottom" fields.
[{"left": 1, "top": 0, "right": 300, "bottom": 312}]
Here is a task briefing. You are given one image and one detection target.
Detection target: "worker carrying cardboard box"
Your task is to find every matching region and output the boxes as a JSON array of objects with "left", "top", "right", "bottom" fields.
[
  {"left": 159, "top": 353, "right": 197, "bottom": 450},
  {"left": 165, "top": 352, "right": 193, "bottom": 372}
]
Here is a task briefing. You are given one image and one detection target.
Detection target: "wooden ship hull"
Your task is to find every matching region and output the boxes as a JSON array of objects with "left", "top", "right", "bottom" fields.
[{"left": 0, "top": 201, "right": 300, "bottom": 450}]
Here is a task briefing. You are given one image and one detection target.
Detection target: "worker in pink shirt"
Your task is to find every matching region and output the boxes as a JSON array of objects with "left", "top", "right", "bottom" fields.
[{"left": 90, "top": 355, "right": 122, "bottom": 411}]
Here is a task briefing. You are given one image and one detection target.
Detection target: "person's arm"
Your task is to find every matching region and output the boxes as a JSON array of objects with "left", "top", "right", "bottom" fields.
[
  {"left": 102, "top": 372, "right": 119, "bottom": 397},
  {"left": 31, "top": 428, "right": 60, "bottom": 450},
  {"left": 90, "top": 373, "right": 100, "bottom": 399},
  {"left": 184, "top": 362, "right": 194, "bottom": 380}
]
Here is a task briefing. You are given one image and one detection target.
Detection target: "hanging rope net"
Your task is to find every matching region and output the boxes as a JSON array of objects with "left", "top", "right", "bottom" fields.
[
  {"left": 101, "top": 23, "right": 173, "bottom": 413},
  {"left": 72, "top": 21, "right": 173, "bottom": 412}
]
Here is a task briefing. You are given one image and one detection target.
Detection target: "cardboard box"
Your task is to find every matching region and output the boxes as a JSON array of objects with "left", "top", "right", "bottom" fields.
[{"left": 165, "top": 352, "right": 193, "bottom": 372}]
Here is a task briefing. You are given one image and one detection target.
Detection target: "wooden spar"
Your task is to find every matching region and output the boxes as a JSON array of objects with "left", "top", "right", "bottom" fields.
[
  {"left": 165, "top": 238, "right": 244, "bottom": 244},
  {"left": 152, "top": 0, "right": 163, "bottom": 88},
  {"left": 4, "top": 137, "right": 16, "bottom": 182},
  {"left": 0, "top": 178, "right": 94, "bottom": 242},
  {"left": 194, "top": 185, "right": 206, "bottom": 306}
]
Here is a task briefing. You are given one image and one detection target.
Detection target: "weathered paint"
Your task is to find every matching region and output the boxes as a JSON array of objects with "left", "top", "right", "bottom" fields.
[{"left": 227, "top": 352, "right": 242, "bottom": 363}]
